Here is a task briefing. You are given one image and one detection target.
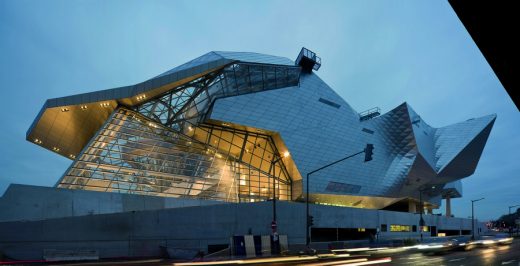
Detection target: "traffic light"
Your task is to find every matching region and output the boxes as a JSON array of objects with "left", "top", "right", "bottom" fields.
[
  {"left": 307, "top": 215, "right": 314, "bottom": 227},
  {"left": 364, "top": 144, "right": 374, "bottom": 162}
]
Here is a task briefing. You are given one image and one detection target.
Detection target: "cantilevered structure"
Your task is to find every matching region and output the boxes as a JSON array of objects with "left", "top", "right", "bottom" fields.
[{"left": 26, "top": 48, "right": 496, "bottom": 212}]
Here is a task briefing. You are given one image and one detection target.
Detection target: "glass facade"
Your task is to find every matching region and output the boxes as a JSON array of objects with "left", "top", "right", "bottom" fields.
[
  {"left": 136, "top": 62, "right": 300, "bottom": 130},
  {"left": 58, "top": 108, "right": 292, "bottom": 202},
  {"left": 57, "top": 62, "right": 300, "bottom": 202}
]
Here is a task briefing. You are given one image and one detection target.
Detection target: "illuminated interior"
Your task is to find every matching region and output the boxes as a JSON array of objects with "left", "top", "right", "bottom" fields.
[
  {"left": 58, "top": 108, "right": 292, "bottom": 202},
  {"left": 57, "top": 61, "right": 301, "bottom": 202}
]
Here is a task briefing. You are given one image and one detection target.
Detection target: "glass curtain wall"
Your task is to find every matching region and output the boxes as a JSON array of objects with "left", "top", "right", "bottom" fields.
[
  {"left": 135, "top": 62, "right": 300, "bottom": 131},
  {"left": 58, "top": 108, "right": 291, "bottom": 202},
  {"left": 57, "top": 62, "right": 300, "bottom": 202}
]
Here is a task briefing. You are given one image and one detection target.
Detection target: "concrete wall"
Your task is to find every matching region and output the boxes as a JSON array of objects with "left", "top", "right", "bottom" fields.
[
  {"left": 0, "top": 200, "right": 486, "bottom": 260},
  {"left": 0, "top": 184, "right": 222, "bottom": 222},
  {"left": 311, "top": 204, "right": 480, "bottom": 240}
]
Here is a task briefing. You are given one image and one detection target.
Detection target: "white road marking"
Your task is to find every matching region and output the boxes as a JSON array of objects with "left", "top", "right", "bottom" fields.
[
  {"left": 449, "top": 258, "right": 466, "bottom": 262},
  {"left": 502, "top": 260, "right": 515, "bottom": 265}
]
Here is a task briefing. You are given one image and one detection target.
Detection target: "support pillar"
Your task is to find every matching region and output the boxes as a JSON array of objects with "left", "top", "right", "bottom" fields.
[
  {"left": 446, "top": 195, "right": 451, "bottom": 217},
  {"left": 408, "top": 200, "right": 417, "bottom": 213}
]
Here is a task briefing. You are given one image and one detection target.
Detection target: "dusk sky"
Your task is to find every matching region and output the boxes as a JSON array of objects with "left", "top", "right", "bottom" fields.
[{"left": 0, "top": 0, "right": 518, "bottom": 221}]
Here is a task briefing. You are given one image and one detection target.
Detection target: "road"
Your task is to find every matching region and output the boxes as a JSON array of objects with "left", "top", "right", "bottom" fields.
[
  {"left": 383, "top": 239, "right": 520, "bottom": 266},
  {"left": 22, "top": 239, "right": 519, "bottom": 266}
]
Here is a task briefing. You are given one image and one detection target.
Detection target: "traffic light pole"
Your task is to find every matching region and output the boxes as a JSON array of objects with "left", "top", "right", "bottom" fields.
[
  {"left": 472, "top": 201, "right": 474, "bottom": 240},
  {"left": 419, "top": 189, "right": 424, "bottom": 242},
  {"left": 471, "top": 198, "right": 484, "bottom": 240},
  {"left": 305, "top": 144, "right": 373, "bottom": 247}
]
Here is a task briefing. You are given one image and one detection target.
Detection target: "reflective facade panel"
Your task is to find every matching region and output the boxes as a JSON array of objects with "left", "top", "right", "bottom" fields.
[
  {"left": 31, "top": 49, "right": 496, "bottom": 209},
  {"left": 210, "top": 67, "right": 496, "bottom": 207}
]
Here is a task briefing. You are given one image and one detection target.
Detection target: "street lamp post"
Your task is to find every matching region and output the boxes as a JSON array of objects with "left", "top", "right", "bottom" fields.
[
  {"left": 305, "top": 144, "right": 374, "bottom": 247},
  {"left": 268, "top": 151, "right": 289, "bottom": 254},
  {"left": 471, "top": 198, "right": 485, "bottom": 240},
  {"left": 508, "top": 204, "right": 520, "bottom": 237},
  {"left": 417, "top": 185, "right": 435, "bottom": 242},
  {"left": 419, "top": 189, "right": 424, "bottom": 242}
]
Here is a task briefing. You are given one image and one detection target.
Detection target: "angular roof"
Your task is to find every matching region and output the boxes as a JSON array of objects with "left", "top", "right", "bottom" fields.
[
  {"left": 363, "top": 102, "right": 495, "bottom": 199},
  {"left": 155, "top": 51, "right": 294, "bottom": 78},
  {"left": 27, "top": 51, "right": 295, "bottom": 159},
  {"left": 434, "top": 114, "right": 497, "bottom": 172}
]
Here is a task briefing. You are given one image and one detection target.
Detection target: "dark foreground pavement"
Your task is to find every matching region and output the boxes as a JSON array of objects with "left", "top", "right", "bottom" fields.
[
  {"left": 383, "top": 238, "right": 520, "bottom": 266},
  {"left": 2, "top": 239, "right": 519, "bottom": 266}
]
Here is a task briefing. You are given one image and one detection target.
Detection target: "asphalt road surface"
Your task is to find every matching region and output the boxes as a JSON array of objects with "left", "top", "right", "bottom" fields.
[
  {"left": 384, "top": 239, "right": 520, "bottom": 266},
  {"left": 27, "top": 239, "right": 519, "bottom": 266}
]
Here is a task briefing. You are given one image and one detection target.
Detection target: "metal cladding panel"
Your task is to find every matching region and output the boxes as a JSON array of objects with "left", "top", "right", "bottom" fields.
[
  {"left": 211, "top": 73, "right": 382, "bottom": 198},
  {"left": 365, "top": 103, "right": 418, "bottom": 196},
  {"left": 433, "top": 115, "right": 497, "bottom": 172},
  {"left": 213, "top": 51, "right": 295, "bottom": 66},
  {"left": 407, "top": 106, "right": 436, "bottom": 168},
  {"left": 443, "top": 180, "right": 463, "bottom": 198},
  {"left": 437, "top": 119, "right": 495, "bottom": 179},
  {"left": 210, "top": 71, "right": 496, "bottom": 204},
  {"left": 154, "top": 52, "right": 224, "bottom": 78},
  {"left": 155, "top": 51, "right": 293, "bottom": 79}
]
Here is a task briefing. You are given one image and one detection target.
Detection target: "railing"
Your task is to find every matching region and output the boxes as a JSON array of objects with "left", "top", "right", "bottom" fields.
[
  {"left": 296, "top": 47, "right": 322, "bottom": 71},
  {"left": 359, "top": 107, "right": 381, "bottom": 121}
]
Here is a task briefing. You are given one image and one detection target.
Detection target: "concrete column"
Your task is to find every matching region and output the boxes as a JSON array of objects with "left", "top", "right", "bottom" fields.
[
  {"left": 446, "top": 195, "right": 451, "bottom": 217},
  {"left": 408, "top": 200, "right": 417, "bottom": 213}
]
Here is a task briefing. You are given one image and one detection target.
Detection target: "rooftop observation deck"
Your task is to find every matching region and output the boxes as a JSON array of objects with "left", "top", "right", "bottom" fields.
[{"left": 296, "top": 47, "right": 321, "bottom": 73}]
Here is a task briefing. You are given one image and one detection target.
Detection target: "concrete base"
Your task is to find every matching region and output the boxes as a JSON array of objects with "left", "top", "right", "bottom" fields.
[
  {"left": 0, "top": 185, "right": 488, "bottom": 260},
  {"left": 0, "top": 184, "right": 222, "bottom": 222}
]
